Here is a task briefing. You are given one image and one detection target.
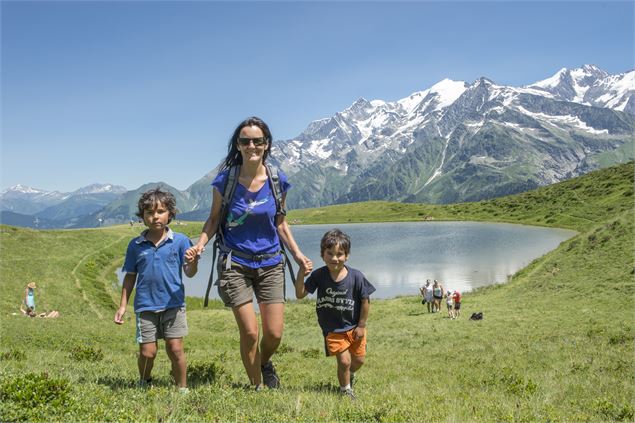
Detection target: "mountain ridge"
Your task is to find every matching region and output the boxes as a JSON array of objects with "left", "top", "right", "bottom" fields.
[{"left": 3, "top": 64, "right": 633, "bottom": 227}]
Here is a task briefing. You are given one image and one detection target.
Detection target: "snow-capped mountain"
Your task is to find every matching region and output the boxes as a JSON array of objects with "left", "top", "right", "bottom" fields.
[
  {"left": 0, "top": 185, "right": 68, "bottom": 215},
  {"left": 265, "top": 65, "right": 634, "bottom": 208},
  {"left": 71, "top": 183, "right": 127, "bottom": 196},
  {"left": 3, "top": 64, "right": 633, "bottom": 229},
  {"left": 0, "top": 183, "right": 127, "bottom": 223},
  {"left": 528, "top": 64, "right": 634, "bottom": 113},
  {"left": 69, "top": 182, "right": 195, "bottom": 228},
  {"left": 35, "top": 184, "right": 128, "bottom": 222}
]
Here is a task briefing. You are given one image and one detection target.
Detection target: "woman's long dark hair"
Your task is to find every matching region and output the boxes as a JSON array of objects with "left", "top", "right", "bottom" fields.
[{"left": 220, "top": 116, "right": 273, "bottom": 171}]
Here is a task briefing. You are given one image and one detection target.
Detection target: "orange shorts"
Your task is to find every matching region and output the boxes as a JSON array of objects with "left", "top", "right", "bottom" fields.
[{"left": 324, "top": 328, "right": 367, "bottom": 357}]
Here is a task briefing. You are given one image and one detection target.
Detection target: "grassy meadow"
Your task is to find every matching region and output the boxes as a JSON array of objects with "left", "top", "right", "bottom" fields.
[{"left": 1, "top": 162, "right": 633, "bottom": 422}]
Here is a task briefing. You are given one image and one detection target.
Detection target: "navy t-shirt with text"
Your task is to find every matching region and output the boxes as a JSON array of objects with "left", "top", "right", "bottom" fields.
[{"left": 304, "top": 265, "right": 376, "bottom": 336}]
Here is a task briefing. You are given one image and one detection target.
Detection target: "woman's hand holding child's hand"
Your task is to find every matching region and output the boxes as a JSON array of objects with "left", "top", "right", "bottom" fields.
[{"left": 295, "top": 254, "right": 313, "bottom": 274}]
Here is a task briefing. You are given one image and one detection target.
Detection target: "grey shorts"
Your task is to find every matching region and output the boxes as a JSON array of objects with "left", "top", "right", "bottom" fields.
[
  {"left": 216, "top": 259, "right": 285, "bottom": 308},
  {"left": 135, "top": 307, "right": 188, "bottom": 343}
]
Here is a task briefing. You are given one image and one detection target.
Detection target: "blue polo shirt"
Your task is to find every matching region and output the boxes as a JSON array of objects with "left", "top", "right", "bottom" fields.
[{"left": 122, "top": 228, "right": 193, "bottom": 313}]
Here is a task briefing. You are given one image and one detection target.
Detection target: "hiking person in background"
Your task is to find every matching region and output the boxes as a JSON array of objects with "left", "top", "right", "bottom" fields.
[
  {"left": 432, "top": 279, "right": 444, "bottom": 313},
  {"left": 445, "top": 289, "right": 455, "bottom": 319},
  {"left": 452, "top": 290, "right": 462, "bottom": 318},
  {"left": 419, "top": 285, "right": 426, "bottom": 306},
  {"left": 422, "top": 279, "right": 434, "bottom": 313},
  {"left": 23, "top": 282, "right": 36, "bottom": 312},
  {"left": 115, "top": 188, "right": 199, "bottom": 393},
  {"left": 185, "top": 116, "right": 312, "bottom": 391}
]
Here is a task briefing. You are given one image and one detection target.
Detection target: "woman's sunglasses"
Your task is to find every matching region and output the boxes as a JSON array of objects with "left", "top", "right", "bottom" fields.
[{"left": 237, "top": 137, "right": 267, "bottom": 146}]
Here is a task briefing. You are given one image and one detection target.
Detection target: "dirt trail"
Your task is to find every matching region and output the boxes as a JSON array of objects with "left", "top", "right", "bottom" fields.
[{"left": 71, "top": 235, "right": 127, "bottom": 319}]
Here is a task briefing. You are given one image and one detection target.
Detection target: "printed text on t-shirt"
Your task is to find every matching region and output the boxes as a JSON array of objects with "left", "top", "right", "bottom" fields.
[{"left": 317, "top": 288, "right": 355, "bottom": 312}]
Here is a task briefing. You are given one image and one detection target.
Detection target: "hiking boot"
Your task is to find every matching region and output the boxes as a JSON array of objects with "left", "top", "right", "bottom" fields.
[
  {"left": 340, "top": 387, "right": 356, "bottom": 400},
  {"left": 261, "top": 361, "right": 280, "bottom": 389}
]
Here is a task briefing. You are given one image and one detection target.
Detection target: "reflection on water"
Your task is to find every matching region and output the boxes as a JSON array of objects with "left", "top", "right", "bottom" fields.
[{"left": 117, "top": 221, "right": 576, "bottom": 300}]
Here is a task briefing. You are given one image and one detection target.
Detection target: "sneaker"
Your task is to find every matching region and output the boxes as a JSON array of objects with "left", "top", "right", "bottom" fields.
[
  {"left": 178, "top": 387, "right": 189, "bottom": 395},
  {"left": 261, "top": 361, "right": 280, "bottom": 389},
  {"left": 340, "top": 387, "right": 356, "bottom": 400},
  {"left": 254, "top": 384, "right": 264, "bottom": 392}
]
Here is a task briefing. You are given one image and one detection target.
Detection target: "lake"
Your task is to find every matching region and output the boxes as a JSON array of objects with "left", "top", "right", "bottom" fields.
[{"left": 117, "top": 221, "right": 576, "bottom": 300}]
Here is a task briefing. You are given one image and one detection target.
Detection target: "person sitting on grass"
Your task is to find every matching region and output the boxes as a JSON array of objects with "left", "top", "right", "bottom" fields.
[
  {"left": 20, "top": 304, "right": 36, "bottom": 317},
  {"left": 23, "top": 282, "right": 36, "bottom": 313},
  {"left": 114, "top": 188, "right": 199, "bottom": 394},
  {"left": 294, "top": 229, "right": 376, "bottom": 400},
  {"left": 20, "top": 304, "right": 60, "bottom": 318}
]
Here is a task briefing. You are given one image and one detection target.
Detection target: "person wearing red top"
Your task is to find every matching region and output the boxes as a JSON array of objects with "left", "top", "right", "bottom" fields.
[{"left": 452, "top": 291, "right": 462, "bottom": 318}]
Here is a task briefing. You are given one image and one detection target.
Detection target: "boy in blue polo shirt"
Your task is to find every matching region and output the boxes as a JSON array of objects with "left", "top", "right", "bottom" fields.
[{"left": 114, "top": 188, "right": 198, "bottom": 392}]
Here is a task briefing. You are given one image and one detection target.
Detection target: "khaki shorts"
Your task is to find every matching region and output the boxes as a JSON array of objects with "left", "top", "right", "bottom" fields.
[
  {"left": 136, "top": 307, "right": 188, "bottom": 343},
  {"left": 324, "top": 328, "right": 367, "bottom": 357},
  {"left": 217, "top": 259, "right": 285, "bottom": 307}
]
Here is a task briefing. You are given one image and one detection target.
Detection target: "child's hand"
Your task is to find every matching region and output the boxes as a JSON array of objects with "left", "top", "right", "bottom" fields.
[
  {"left": 353, "top": 326, "right": 365, "bottom": 340},
  {"left": 299, "top": 261, "right": 312, "bottom": 276},
  {"left": 114, "top": 307, "right": 126, "bottom": 325},
  {"left": 185, "top": 245, "right": 203, "bottom": 263},
  {"left": 185, "top": 251, "right": 200, "bottom": 265}
]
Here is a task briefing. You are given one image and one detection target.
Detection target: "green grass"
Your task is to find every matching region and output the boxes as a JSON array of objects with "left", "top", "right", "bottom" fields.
[{"left": 1, "top": 162, "right": 633, "bottom": 422}]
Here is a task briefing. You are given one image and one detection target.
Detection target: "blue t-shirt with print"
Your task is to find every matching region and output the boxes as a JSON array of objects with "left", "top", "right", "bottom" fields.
[
  {"left": 304, "top": 265, "right": 376, "bottom": 336},
  {"left": 212, "top": 168, "right": 290, "bottom": 269},
  {"left": 122, "top": 228, "right": 193, "bottom": 313}
]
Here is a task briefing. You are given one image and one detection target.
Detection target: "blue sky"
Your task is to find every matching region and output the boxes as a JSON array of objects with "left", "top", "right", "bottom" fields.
[{"left": 2, "top": 1, "right": 633, "bottom": 193}]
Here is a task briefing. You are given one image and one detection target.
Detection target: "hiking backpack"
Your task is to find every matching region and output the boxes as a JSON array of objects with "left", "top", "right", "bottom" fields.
[
  {"left": 203, "top": 163, "right": 295, "bottom": 306},
  {"left": 469, "top": 312, "right": 483, "bottom": 321}
]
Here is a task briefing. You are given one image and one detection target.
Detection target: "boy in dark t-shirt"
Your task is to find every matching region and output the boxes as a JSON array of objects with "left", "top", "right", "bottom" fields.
[{"left": 294, "top": 229, "right": 375, "bottom": 399}]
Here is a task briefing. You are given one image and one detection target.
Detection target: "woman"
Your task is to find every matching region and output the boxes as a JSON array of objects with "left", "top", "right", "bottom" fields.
[
  {"left": 186, "top": 117, "right": 312, "bottom": 390},
  {"left": 432, "top": 279, "right": 444, "bottom": 313}
]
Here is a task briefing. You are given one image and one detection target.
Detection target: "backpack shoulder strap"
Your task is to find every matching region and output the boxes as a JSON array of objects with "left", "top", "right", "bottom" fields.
[
  {"left": 218, "top": 165, "right": 240, "bottom": 235},
  {"left": 265, "top": 163, "right": 286, "bottom": 217},
  {"left": 205, "top": 165, "right": 239, "bottom": 308}
]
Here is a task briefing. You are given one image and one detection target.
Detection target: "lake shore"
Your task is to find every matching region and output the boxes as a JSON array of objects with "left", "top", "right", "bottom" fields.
[{"left": 1, "top": 162, "right": 633, "bottom": 421}]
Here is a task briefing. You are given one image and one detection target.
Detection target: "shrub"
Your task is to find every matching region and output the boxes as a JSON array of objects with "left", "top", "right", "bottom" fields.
[
  {"left": 608, "top": 331, "right": 631, "bottom": 345},
  {"left": 593, "top": 398, "right": 634, "bottom": 421},
  {"left": 277, "top": 344, "right": 295, "bottom": 354},
  {"left": 188, "top": 359, "right": 226, "bottom": 386},
  {"left": 69, "top": 345, "right": 104, "bottom": 362},
  {"left": 0, "top": 372, "right": 73, "bottom": 421},
  {"left": 491, "top": 368, "right": 538, "bottom": 397},
  {"left": 300, "top": 348, "right": 321, "bottom": 358},
  {"left": 0, "top": 349, "right": 26, "bottom": 361}
]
